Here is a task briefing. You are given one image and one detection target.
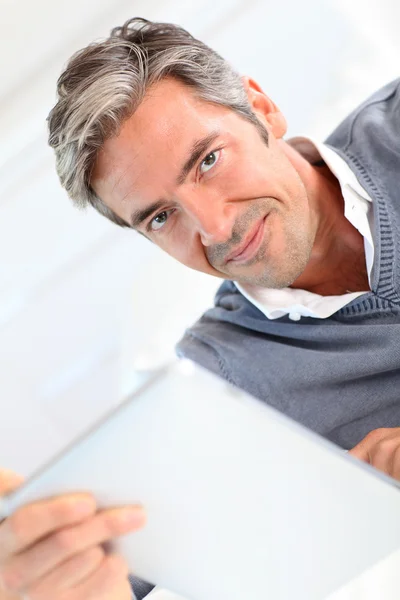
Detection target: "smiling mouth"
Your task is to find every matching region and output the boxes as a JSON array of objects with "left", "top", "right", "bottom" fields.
[{"left": 225, "top": 216, "right": 267, "bottom": 264}]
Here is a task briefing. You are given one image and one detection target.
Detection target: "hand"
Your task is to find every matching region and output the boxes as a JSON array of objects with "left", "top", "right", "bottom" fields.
[
  {"left": 0, "top": 468, "right": 146, "bottom": 600},
  {"left": 349, "top": 427, "right": 400, "bottom": 481}
]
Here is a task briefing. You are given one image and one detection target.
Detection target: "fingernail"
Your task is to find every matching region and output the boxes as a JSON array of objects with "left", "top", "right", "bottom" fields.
[
  {"left": 0, "top": 469, "right": 24, "bottom": 484},
  {"left": 0, "top": 469, "right": 24, "bottom": 494},
  {"left": 117, "top": 506, "right": 146, "bottom": 527}
]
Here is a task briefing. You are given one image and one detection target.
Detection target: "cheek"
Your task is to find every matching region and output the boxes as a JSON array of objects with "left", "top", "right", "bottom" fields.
[
  {"left": 157, "top": 226, "right": 209, "bottom": 272},
  {"left": 221, "top": 152, "right": 274, "bottom": 198}
]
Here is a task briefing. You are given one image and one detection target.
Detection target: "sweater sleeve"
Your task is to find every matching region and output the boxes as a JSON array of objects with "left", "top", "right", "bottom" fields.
[
  {"left": 175, "top": 331, "right": 235, "bottom": 385},
  {"left": 128, "top": 573, "right": 156, "bottom": 599}
]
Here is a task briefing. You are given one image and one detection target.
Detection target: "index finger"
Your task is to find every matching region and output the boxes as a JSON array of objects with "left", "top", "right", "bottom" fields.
[{"left": 0, "top": 493, "right": 97, "bottom": 562}]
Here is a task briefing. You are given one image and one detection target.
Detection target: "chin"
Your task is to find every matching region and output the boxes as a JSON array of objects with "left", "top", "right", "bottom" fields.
[{"left": 236, "top": 253, "right": 310, "bottom": 289}]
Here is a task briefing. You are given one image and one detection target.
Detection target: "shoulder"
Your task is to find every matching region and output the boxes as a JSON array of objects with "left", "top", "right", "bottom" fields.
[{"left": 325, "top": 77, "right": 400, "bottom": 152}]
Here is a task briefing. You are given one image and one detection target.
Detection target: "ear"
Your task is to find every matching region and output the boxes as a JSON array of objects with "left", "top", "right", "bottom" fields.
[{"left": 241, "top": 76, "right": 287, "bottom": 139}]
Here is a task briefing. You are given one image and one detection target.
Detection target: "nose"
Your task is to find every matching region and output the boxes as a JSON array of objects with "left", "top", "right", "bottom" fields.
[
  {"left": 180, "top": 188, "right": 234, "bottom": 247},
  {"left": 198, "top": 216, "right": 232, "bottom": 246}
]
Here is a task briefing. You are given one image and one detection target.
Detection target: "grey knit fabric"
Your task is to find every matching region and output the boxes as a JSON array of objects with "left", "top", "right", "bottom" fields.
[{"left": 128, "top": 573, "right": 155, "bottom": 599}]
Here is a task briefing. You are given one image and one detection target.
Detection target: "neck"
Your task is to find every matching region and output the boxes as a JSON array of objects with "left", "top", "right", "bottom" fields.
[{"left": 281, "top": 139, "right": 370, "bottom": 296}]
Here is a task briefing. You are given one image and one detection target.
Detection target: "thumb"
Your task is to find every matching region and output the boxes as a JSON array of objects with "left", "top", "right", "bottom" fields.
[{"left": 0, "top": 468, "right": 24, "bottom": 496}]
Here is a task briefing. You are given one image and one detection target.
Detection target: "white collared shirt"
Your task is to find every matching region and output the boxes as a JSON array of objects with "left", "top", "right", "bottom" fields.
[{"left": 235, "top": 138, "right": 374, "bottom": 322}]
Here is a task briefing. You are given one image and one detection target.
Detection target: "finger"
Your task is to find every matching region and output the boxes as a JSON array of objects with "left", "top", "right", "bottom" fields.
[
  {"left": 348, "top": 428, "right": 390, "bottom": 462},
  {"left": 0, "top": 493, "right": 97, "bottom": 561},
  {"left": 390, "top": 444, "right": 400, "bottom": 481},
  {"left": 348, "top": 442, "right": 371, "bottom": 462},
  {"left": 25, "top": 546, "right": 105, "bottom": 595},
  {"left": 0, "top": 506, "right": 145, "bottom": 594},
  {"left": 367, "top": 441, "right": 396, "bottom": 476},
  {"left": 65, "top": 553, "right": 130, "bottom": 600},
  {"left": 368, "top": 430, "right": 400, "bottom": 477},
  {"left": 0, "top": 469, "right": 24, "bottom": 496}
]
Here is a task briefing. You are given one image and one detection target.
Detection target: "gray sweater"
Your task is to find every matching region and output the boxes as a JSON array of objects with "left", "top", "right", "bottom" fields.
[{"left": 176, "top": 78, "right": 400, "bottom": 451}]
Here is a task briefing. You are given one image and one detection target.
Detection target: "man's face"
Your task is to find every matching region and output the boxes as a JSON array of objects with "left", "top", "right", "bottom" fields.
[{"left": 92, "top": 77, "right": 315, "bottom": 288}]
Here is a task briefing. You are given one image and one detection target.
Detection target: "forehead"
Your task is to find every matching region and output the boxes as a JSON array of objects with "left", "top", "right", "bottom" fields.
[{"left": 91, "top": 78, "right": 236, "bottom": 205}]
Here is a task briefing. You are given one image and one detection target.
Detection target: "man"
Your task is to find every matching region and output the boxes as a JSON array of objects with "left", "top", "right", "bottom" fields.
[{"left": 0, "top": 16, "right": 399, "bottom": 600}]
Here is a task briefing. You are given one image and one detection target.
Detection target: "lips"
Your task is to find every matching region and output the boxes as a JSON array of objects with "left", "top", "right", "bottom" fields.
[{"left": 226, "top": 216, "right": 267, "bottom": 264}]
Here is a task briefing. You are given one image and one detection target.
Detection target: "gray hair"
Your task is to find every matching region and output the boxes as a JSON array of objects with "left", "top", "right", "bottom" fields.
[{"left": 47, "top": 17, "right": 268, "bottom": 227}]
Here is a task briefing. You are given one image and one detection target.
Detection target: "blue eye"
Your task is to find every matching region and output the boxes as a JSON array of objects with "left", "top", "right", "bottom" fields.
[
  {"left": 151, "top": 211, "right": 168, "bottom": 231},
  {"left": 200, "top": 150, "right": 220, "bottom": 174},
  {"left": 150, "top": 209, "right": 173, "bottom": 232}
]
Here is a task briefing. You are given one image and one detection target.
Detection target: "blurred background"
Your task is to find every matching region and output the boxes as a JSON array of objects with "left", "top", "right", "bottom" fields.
[{"left": 0, "top": 0, "right": 399, "bottom": 476}]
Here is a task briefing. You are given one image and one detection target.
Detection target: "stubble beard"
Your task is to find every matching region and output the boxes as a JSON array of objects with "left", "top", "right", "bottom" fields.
[{"left": 207, "top": 198, "right": 314, "bottom": 289}]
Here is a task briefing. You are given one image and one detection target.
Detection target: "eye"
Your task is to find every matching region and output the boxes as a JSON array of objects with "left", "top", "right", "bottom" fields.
[
  {"left": 149, "top": 209, "right": 174, "bottom": 232},
  {"left": 199, "top": 150, "right": 220, "bottom": 175}
]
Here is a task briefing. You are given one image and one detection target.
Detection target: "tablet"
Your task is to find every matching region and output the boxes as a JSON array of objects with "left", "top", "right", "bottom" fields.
[{"left": 1, "top": 359, "right": 400, "bottom": 600}]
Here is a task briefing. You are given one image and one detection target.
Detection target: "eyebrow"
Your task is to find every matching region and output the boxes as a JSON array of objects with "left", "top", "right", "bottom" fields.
[
  {"left": 129, "top": 130, "right": 221, "bottom": 230},
  {"left": 176, "top": 130, "right": 220, "bottom": 186},
  {"left": 130, "top": 200, "right": 165, "bottom": 230}
]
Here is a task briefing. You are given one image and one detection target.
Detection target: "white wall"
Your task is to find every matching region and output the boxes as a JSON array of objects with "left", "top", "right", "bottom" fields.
[{"left": 0, "top": 0, "right": 399, "bottom": 478}]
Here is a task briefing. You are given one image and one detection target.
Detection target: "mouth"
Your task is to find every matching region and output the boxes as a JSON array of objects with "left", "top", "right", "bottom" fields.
[{"left": 225, "top": 215, "right": 267, "bottom": 264}]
